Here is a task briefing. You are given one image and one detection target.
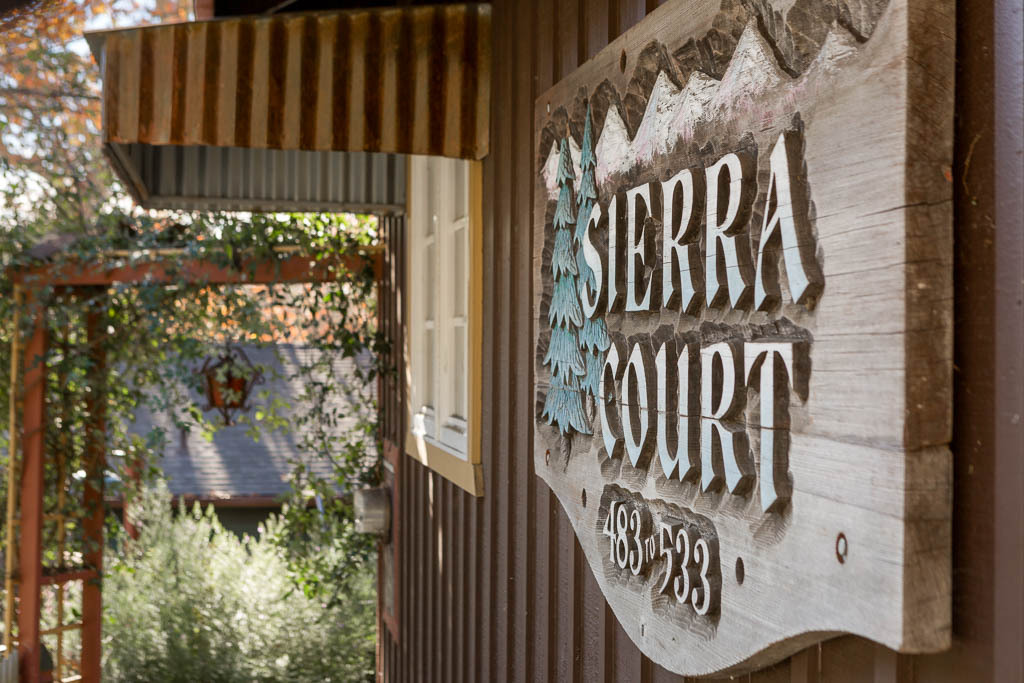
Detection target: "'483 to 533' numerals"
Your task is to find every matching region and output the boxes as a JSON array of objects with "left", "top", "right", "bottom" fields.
[{"left": 602, "top": 499, "right": 716, "bottom": 616}]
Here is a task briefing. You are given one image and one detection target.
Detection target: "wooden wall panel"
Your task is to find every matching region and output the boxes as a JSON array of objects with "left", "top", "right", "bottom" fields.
[
  {"left": 511, "top": 1, "right": 536, "bottom": 682},
  {"left": 531, "top": 2, "right": 557, "bottom": 682},
  {"left": 379, "top": 0, "right": 1022, "bottom": 681}
]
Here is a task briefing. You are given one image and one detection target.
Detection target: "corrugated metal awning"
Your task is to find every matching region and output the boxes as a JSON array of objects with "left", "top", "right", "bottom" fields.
[{"left": 86, "top": 4, "right": 491, "bottom": 213}]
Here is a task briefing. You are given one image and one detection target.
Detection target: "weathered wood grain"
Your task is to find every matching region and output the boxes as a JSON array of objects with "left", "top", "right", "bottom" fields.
[{"left": 531, "top": 0, "right": 954, "bottom": 676}]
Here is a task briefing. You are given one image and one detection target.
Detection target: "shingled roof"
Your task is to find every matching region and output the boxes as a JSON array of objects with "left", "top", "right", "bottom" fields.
[{"left": 130, "top": 344, "right": 375, "bottom": 502}]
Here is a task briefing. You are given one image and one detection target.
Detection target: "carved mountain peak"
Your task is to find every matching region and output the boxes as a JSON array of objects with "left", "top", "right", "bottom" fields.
[
  {"left": 646, "top": 70, "right": 682, "bottom": 118},
  {"left": 804, "top": 24, "right": 861, "bottom": 78},
  {"left": 632, "top": 70, "right": 684, "bottom": 164},
  {"left": 594, "top": 105, "right": 634, "bottom": 190},
  {"left": 542, "top": 141, "right": 560, "bottom": 198},
  {"left": 671, "top": 71, "right": 719, "bottom": 139},
  {"left": 568, "top": 135, "right": 583, "bottom": 179},
  {"left": 561, "top": 11, "right": 881, "bottom": 194},
  {"left": 681, "top": 70, "right": 719, "bottom": 98},
  {"left": 622, "top": 41, "right": 682, "bottom": 137},
  {"left": 716, "top": 21, "right": 788, "bottom": 100}
]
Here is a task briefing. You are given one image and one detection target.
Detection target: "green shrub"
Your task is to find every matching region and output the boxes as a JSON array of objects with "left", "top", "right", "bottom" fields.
[{"left": 102, "top": 483, "right": 376, "bottom": 682}]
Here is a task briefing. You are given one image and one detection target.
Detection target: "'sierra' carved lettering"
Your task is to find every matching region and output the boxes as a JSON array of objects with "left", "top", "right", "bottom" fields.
[{"left": 580, "top": 129, "right": 821, "bottom": 317}]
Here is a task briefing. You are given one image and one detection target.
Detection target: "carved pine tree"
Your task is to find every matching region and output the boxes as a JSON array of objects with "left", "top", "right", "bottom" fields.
[
  {"left": 543, "top": 137, "right": 591, "bottom": 435},
  {"left": 574, "top": 103, "right": 610, "bottom": 405}
]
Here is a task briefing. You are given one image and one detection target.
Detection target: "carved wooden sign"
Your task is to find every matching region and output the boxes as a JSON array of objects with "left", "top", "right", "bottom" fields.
[{"left": 531, "top": 0, "right": 953, "bottom": 675}]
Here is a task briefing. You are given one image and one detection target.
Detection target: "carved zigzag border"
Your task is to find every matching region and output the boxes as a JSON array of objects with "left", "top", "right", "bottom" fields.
[{"left": 537, "top": 0, "right": 889, "bottom": 185}]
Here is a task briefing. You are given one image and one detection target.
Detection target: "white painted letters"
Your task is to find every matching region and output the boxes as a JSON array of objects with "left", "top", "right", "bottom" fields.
[
  {"left": 700, "top": 342, "right": 753, "bottom": 494},
  {"left": 704, "top": 153, "right": 755, "bottom": 309},
  {"left": 655, "top": 339, "right": 700, "bottom": 482},
  {"left": 600, "top": 338, "right": 626, "bottom": 460},
  {"left": 581, "top": 202, "right": 604, "bottom": 318},
  {"left": 745, "top": 342, "right": 798, "bottom": 512},
  {"left": 662, "top": 169, "right": 704, "bottom": 313},
  {"left": 655, "top": 339, "right": 681, "bottom": 480},
  {"left": 625, "top": 184, "right": 656, "bottom": 312},
  {"left": 621, "top": 342, "right": 655, "bottom": 467},
  {"left": 607, "top": 194, "right": 626, "bottom": 313},
  {"left": 753, "top": 132, "right": 823, "bottom": 310}
]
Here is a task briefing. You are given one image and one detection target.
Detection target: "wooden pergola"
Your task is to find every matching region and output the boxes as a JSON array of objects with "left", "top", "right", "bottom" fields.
[{"left": 4, "top": 247, "right": 380, "bottom": 682}]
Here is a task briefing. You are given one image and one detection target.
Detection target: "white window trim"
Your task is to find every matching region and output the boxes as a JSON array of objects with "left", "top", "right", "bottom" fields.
[{"left": 405, "top": 156, "right": 483, "bottom": 496}]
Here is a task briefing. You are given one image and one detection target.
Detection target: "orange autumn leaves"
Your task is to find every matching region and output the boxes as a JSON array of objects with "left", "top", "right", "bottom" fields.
[
  {"left": 154, "top": 283, "right": 372, "bottom": 346},
  {"left": 0, "top": 0, "right": 188, "bottom": 230}
]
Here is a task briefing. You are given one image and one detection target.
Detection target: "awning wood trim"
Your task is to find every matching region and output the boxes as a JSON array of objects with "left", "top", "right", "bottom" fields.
[{"left": 87, "top": 5, "right": 491, "bottom": 160}]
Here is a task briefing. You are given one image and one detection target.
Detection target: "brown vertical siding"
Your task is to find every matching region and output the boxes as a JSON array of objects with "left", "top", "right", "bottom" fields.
[
  {"left": 379, "top": 215, "right": 405, "bottom": 447},
  {"left": 512, "top": 2, "right": 536, "bottom": 682},
  {"left": 531, "top": 4, "right": 555, "bottom": 680},
  {"left": 917, "top": 0, "right": 1024, "bottom": 678},
  {"left": 553, "top": 0, "right": 577, "bottom": 672},
  {"left": 379, "top": 0, "right": 1024, "bottom": 681}
]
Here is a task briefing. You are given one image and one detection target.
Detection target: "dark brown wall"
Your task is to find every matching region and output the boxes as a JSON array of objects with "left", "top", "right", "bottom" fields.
[{"left": 379, "top": 0, "right": 1024, "bottom": 681}]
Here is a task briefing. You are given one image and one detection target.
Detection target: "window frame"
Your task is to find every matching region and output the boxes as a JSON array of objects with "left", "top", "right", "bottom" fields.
[{"left": 404, "top": 156, "right": 484, "bottom": 497}]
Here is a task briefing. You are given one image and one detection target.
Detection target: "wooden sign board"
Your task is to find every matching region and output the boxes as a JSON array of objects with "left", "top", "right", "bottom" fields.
[{"left": 531, "top": 0, "right": 953, "bottom": 676}]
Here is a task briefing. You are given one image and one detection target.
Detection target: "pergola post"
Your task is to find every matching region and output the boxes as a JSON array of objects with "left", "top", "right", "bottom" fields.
[
  {"left": 17, "top": 298, "right": 47, "bottom": 683},
  {"left": 80, "top": 299, "right": 106, "bottom": 681}
]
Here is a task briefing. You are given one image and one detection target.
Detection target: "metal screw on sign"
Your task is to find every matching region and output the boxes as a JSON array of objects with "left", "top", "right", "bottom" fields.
[{"left": 836, "top": 532, "right": 849, "bottom": 564}]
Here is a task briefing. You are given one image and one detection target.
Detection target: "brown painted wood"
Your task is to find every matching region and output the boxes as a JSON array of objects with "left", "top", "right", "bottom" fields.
[
  {"left": 789, "top": 647, "right": 820, "bottom": 683},
  {"left": 650, "top": 661, "right": 684, "bottom": 683},
  {"left": 402, "top": 441, "right": 413, "bottom": 683},
  {"left": 479, "top": 39, "right": 497, "bottom": 681},
  {"left": 378, "top": 217, "right": 404, "bottom": 647},
  {"left": 918, "top": 0, "right": 1024, "bottom": 679},
  {"left": 443, "top": 479, "right": 454, "bottom": 683},
  {"left": 16, "top": 307, "right": 46, "bottom": 683},
  {"left": 491, "top": 3, "right": 513, "bottom": 680},
  {"left": 555, "top": 5, "right": 582, "bottom": 681},
  {"left": 531, "top": 4, "right": 557, "bottom": 681},
  {"left": 413, "top": 460, "right": 425, "bottom": 681},
  {"left": 612, "top": 617, "right": 643, "bottom": 680},
  {"left": 37, "top": 567, "right": 99, "bottom": 587},
  {"left": 456, "top": 483, "right": 468, "bottom": 683},
  {"left": 617, "top": 0, "right": 646, "bottom": 35},
  {"left": 512, "top": 1, "right": 536, "bottom": 682},
  {"left": 429, "top": 470, "right": 440, "bottom": 683},
  {"left": 80, "top": 301, "right": 107, "bottom": 682}
]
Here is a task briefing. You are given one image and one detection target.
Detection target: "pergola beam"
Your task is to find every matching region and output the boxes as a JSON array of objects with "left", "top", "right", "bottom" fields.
[{"left": 11, "top": 250, "right": 382, "bottom": 288}]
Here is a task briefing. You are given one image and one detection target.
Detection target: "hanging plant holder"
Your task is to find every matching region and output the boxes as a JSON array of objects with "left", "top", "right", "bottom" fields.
[{"left": 199, "top": 346, "right": 264, "bottom": 425}]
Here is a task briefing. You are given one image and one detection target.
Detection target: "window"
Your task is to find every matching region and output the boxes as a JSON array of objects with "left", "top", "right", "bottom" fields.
[{"left": 406, "top": 156, "right": 483, "bottom": 496}]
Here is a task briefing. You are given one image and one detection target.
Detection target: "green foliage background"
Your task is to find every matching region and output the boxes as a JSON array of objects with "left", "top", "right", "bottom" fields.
[{"left": 102, "top": 483, "right": 376, "bottom": 682}]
